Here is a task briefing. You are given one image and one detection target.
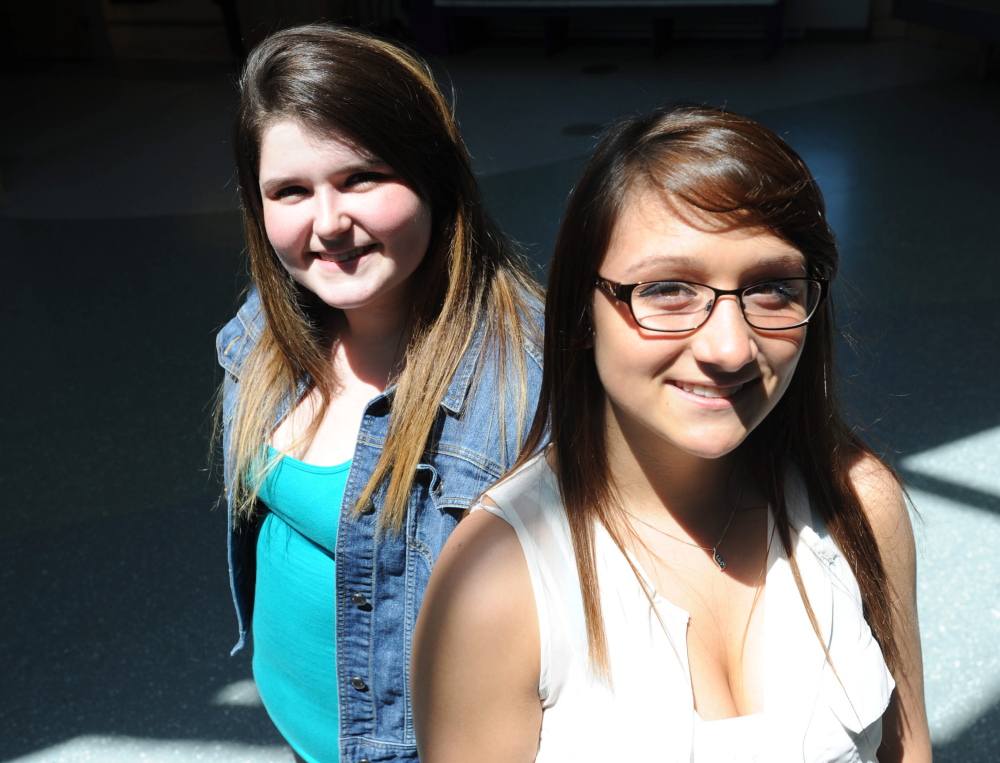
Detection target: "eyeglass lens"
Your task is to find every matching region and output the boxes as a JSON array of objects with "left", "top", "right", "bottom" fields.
[{"left": 631, "top": 279, "right": 822, "bottom": 332}]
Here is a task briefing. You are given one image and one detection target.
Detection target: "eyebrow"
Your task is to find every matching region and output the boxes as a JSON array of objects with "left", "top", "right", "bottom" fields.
[
  {"left": 620, "top": 254, "right": 699, "bottom": 278},
  {"left": 620, "top": 252, "right": 807, "bottom": 280},
  {"left": 259, "top": 176, "right": 302, "bottom": 195},
  {"left": 748, "top": 253, "right": 809, "bottom": 272}
]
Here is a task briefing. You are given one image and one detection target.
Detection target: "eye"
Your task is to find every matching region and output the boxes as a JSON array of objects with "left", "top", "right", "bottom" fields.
[
  {"left": 636, "top": 281, "right": 700, "bottom": 308},
  {"left": 638, "top": 281, "right": 694, "bottom": 297},
  {"left": 346, "top": 171, "right": 388, "bottom": 187},
  {"left": 743, "top": 279, "right": 803, "bottom": 307},
  {"left": 272, "top": 185, "right": 308, "bottom": 200}
]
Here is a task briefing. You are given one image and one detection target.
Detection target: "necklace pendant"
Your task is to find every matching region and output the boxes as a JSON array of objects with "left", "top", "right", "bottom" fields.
[{"left": 712, "top": 549, "right": 726, "bottom": 571}]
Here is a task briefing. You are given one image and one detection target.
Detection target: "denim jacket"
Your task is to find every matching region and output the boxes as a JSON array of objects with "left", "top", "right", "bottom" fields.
[{"left": 216, "top": 286, "right": 543, "bottom": 762}]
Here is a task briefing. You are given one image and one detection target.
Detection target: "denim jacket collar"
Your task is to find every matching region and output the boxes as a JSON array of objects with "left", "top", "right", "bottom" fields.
[
  {"left": 217, "top": 285, "right": 491, "bottom": 417},
  {"left": 216, "top": 287, "right": 263, "bottom": 379}
]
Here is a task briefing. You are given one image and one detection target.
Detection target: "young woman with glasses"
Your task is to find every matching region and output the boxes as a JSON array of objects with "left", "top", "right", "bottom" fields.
[
  {"left": 215, "top": 25, "right": 542, "bottom": 762},
  {"left": 412, "top": 105, "right": 930, "bottom": 762}
]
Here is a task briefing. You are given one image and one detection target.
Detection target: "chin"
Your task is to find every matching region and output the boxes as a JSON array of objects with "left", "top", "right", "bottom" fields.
[
  {"left": 312, "top": 286, "right": 381, "bottom": 311},
  {"left": 680, "top": 444, "right": 744, "bottom": 461},
  {"left": 672, "top": 430, "right": 752, "bottom": 461}
]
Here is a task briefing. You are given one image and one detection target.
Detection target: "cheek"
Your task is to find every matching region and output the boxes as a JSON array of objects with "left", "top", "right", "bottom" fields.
[
  {"left": 379, "top": 189, "right": 432, "bottom": 251},
  {"left": 262, "top": 205, "right": 305, "bottom": 264},
  {"left": 764, "top": 331, "right": 808, "bottom": 400},
  {"left": 591, "top": 301, "right": 625, "bottom": 389},
  {"left": 592, "top": 301, "right": 672, "bottom": 400}
]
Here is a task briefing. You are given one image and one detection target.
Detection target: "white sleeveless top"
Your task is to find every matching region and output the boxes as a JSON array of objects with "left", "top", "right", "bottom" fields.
[{"left": 476, "top": 453, "right": 894, "bottom": 763}]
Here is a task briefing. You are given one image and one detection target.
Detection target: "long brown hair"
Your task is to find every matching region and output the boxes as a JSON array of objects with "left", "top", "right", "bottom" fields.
[
  {"left": 517, "top": 104, "right": 899, "bottom": 678},
  {"left": 225, "top": 24, "right": 540, "bottom": 532}
]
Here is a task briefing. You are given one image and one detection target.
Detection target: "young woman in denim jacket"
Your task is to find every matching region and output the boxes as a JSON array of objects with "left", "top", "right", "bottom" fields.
[
  {"left": 215, "top": 25, "right": 542, "bottom": 763},
  {"left": 413, "top": 106, "right": 930, "bottom": 761}
]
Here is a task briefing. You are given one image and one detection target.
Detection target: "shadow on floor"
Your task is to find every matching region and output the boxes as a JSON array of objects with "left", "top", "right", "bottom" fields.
[
  {"left": 934, "top": 698, "right": 1000, "bottom": 763},
  {"left": 0, "top": 497, "right": 285, "bottom": 760}
]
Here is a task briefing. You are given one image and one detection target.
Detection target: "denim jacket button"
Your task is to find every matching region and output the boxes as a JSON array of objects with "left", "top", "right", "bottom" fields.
[
  {"left": 350, "top": 676, "right": 369, "bottom": 692},
  {"left": 359, "top": 501, "right": 375, "bottom": 516},
  {"left": 359, "top": 759, "right": 371, "bottom": 763},
  {"left": 350, "top": 593, "right": 368, "bottom": 607}
]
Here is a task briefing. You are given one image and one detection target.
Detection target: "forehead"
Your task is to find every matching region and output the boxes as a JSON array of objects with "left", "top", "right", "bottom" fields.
[
  {"left": 259, "top": 119, "right": 374, "bottom": 169},
  {"left": 601, "top": 191, "right": 806, "bottom": 282}
]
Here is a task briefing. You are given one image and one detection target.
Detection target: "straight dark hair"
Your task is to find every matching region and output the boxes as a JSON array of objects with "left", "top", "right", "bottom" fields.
[{"left": 516, "top": 104, "right": 899, "bottom": 679}]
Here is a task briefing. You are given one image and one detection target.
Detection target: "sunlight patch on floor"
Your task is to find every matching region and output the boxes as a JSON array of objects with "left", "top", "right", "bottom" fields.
[
  {"left": 211, "top": 679, "right": 263, "bottom": 707},
  {"left": 902, "top": 427, "right": 1000, "bottom": 745},
  {"left": 6, "top": 736, "right": 292, "bottom": 763},
  {"left": 903, "top": 426, "right": 1000, "bottom": 497}
]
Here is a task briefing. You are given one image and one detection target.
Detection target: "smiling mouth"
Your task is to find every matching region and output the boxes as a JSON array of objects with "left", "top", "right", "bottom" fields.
[
  {"left": 674, "top": 381, "right": 747, "bottom": 399},
  {"left": 316, "top": 243, "right": 376, "bottom": 263}
]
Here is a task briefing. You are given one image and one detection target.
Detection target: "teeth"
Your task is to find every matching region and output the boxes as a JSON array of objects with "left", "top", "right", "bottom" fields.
[
  {"left": 678, "top": 382, "right": 745, "bottom": 399},
  {"left": 318, "top": 244, "right": 373, "bottom": 263}
]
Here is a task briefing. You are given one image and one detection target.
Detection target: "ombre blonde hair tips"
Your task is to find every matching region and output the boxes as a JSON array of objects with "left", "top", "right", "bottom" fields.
[{"left": 224, "top": 24, "right": 541, "bottom": 534}]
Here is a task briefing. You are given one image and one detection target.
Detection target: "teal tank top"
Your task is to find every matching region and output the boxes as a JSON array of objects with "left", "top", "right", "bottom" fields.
[{"left": 253, "top": 446, "right": 350, "bottom": 763}]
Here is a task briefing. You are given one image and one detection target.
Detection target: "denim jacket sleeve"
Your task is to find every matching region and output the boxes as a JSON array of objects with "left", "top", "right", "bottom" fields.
[
  {"left": 216, "top": 289, "right": 544, "bottom": 761},
  {"left": 216, "top": 286, "right": 266, "bottom": 654}
]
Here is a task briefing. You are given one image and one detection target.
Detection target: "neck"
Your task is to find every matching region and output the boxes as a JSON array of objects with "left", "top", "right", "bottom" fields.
[
  {"left": 604, "top": 403, "right": 743, "bottom": 535},
  {"left": 330, "top": 301, "right": 414, "bottom": 391}
]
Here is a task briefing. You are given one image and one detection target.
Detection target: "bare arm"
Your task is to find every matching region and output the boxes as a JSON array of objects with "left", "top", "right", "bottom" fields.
[
  {"left": 851, "top": 458, "right": 932, "bottom": 763},
  {"left": 412, "top": 505, "right": 543, "bottom": 762}
]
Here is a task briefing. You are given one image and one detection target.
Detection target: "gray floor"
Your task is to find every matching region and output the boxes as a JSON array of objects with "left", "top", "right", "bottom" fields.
[{"left": 1, "top": 34, "right": 999, "bottom": 762}]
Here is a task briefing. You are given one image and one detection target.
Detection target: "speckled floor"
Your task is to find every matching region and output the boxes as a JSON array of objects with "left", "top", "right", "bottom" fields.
[{"left": 1, "top": 33, "right": 998, "bottom": 763}]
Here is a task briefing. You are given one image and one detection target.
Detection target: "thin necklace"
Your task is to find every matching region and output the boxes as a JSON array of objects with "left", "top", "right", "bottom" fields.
[{"left": 626, "top": 466, "right": 748, "bottom": 571}]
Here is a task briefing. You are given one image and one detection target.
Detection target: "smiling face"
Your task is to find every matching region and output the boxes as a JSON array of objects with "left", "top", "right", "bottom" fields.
[
  {"left": 258, "top": 119, "right": 433, "bottom": 319},
  {"left": 593, "top": 192, "right": 809, "bottom": 464}
]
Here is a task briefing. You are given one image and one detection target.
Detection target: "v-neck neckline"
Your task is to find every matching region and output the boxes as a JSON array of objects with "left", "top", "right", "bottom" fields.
[{"left": 593, "top": 514, "right": 776, "bottom": 722}]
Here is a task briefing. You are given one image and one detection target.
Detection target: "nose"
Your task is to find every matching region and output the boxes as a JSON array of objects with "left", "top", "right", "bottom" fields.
[
  {"left": 312, "top": 187, "right": 352, "bottom": 240},
  {"left": 689, "top": 296, "right": 757, "bottom": 372}
]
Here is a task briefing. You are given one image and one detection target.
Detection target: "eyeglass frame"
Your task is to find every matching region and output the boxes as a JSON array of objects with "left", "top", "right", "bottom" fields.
[{"left": 594, "top": 275, "right": 829, "bottom": 333}]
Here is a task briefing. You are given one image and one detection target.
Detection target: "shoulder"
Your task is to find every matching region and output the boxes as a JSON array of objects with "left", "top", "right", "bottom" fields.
[
  {"left": 478, "top": 283, "right": 544, "bottom": 371},
  {"left": 786, "top": 456, "right": 914, "bottom": 575},
  {"left": 844, "top": 462, "right": 931, "bottom": 759},
  {"left": 483, "top": 292, "right": 544, "bottom": 374},
  {"left": 450, "top": 288, "right": 543, "bottom": 402},
  {"left": 520, "top": 289, "right": 545, "bottom": 367},
  {"left": 416, "top": 506, "right": 538, "bottom": 689},
  {"left": 847, "top": 454, "right": 912, "bottom": 553},
  {"left": 216, "top": 286, "right": 265, "bottom": 376},
  {"left": 439, "top": 308, "right": 543, "bottom": 475},
  {"left": 412, "top": 505, "right": 543, "bottom": 759},
  {"left": 844, "top": 454, "right": 919, "bottom": 634},
  {"left": 484, "top": 453, "right": 558, "bottom": 521},
  {"left": 434, "top": 506, "right": 531, "bottom": 607}
]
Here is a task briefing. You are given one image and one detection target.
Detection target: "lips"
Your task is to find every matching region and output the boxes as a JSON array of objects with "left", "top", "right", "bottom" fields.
[
  {"left": 674, "top": 381, "right": 747, "bottom": 399},
  {"left": 315, "top": 243, "right": 376, "bottom": 263}
]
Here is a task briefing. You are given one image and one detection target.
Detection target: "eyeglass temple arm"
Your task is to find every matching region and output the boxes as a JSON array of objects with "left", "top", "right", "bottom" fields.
[{"left": 594, "top": 277, "right": 624, "bottom": 300}]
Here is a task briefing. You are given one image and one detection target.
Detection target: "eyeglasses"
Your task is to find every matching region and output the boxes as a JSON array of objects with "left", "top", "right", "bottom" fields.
[{"left": 594, "top": 276, "right": 828, "bottom": 333}]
